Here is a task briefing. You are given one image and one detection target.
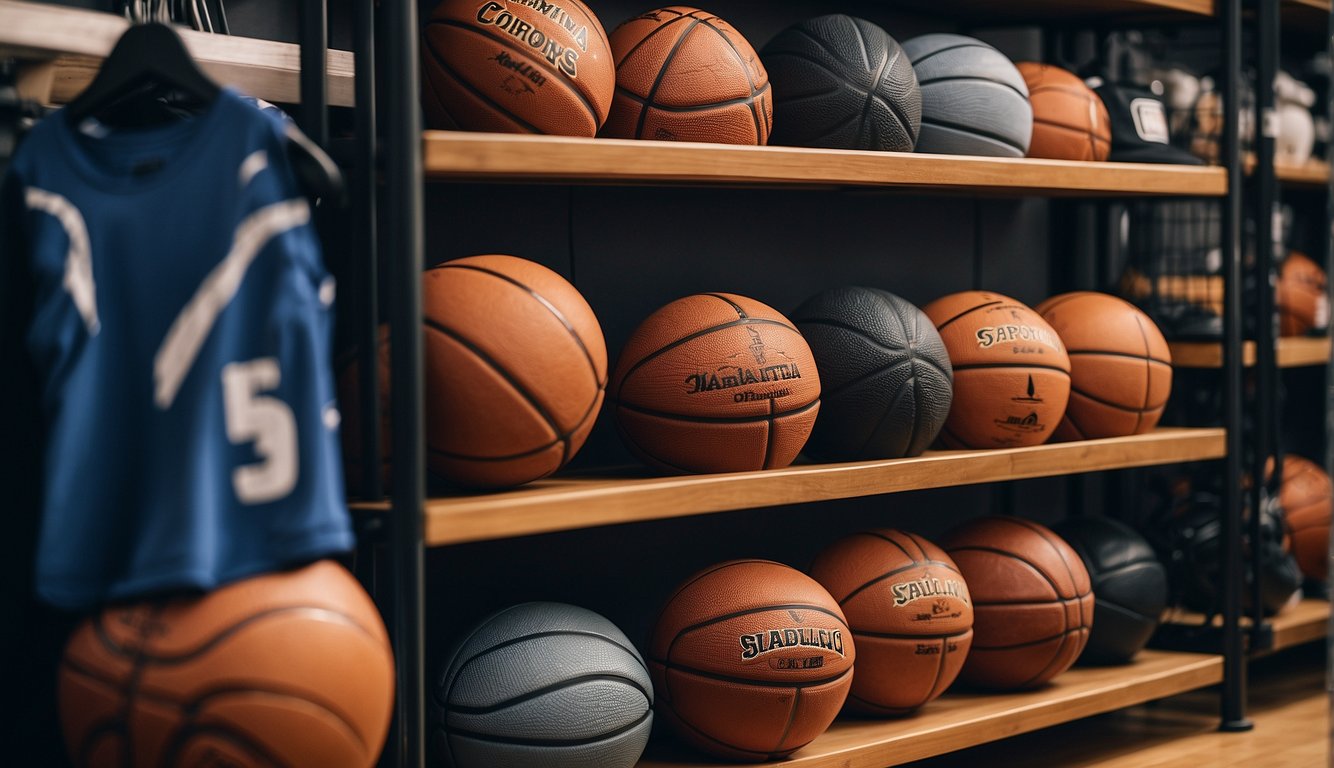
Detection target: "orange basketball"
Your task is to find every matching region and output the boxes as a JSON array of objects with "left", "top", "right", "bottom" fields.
[
  {"left": 59, "top": 561, "right": 394, "bottom": 768},
  {"left": 1280, "top": 454, "right": 1331, "bottom": 581},
  {"left": 944, "top": 517, "right": 1093, "bottom": 689},
  {"left": 922, "top": 291, "right": 1070, "bottom": 448},
  {"left": 421, "top": 0, "right": 615, "bottom": 136},
  {"left": 1016, "top": 62, "right": 1110, "bottom": 161},
  {"left": 810, "top": 530, "right": 972, "bottom": 715},
  {"left": 603, "top": 7, "right": 771, "bottom": 144},
  {"left": 424, "top": 255, "right": 606, "bottom": 488},
  {"left": 610, "top": 293, "right": 820, "bottom": 474},
  {"left": 1036, "top": 291, "right": 1173, "bottom": 441},
  {"left": 1277, "top": 251, "right": 1328, "bottom": 337},
  {"left": 650, "top": 560, "right": 854, "bottom": 761}
]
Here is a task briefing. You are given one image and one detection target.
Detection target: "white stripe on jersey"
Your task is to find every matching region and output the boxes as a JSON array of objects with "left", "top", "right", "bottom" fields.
[
  {"left": 239, "top": 150, "right": 268, "bottom": 187},
  {"left": 154, "top": 199, "right": 311, "bottom": 410},
  {"left": 26, "top": 187, "right": 99, "bottom": 335}
]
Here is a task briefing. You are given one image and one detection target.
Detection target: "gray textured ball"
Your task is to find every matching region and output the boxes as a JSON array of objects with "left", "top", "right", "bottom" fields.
[
  {"left": 762, "top": 14, "right": 920, "bottom": 151},
  {"left": 901, "top": 33, "right": 1032, "bottom": 157},
  {"left": 434, "top": 602, "right": 653, "bottom": 768}
]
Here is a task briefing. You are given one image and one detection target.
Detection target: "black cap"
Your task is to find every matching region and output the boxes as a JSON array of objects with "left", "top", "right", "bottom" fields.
[{"left": 1093, "top": 81, "right": 1204, "bottom": 165}]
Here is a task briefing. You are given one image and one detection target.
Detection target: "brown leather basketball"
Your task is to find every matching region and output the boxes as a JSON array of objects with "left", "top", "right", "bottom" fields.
[
  {"left": 650, "top": 560, "right": 854, "bottom": 761},
  {"left": 59, "top": 561, "right": 394, "bottom": 768},
  {"left": 1036, "top": 291, "right": 1173, "bottom": 441},
  {"left": 810, "top": 530, "right": 972, "bottom": 715},
  {"left": 421, "top": 0, "right": 615, "bottom": 136},
  {"left": 1280, "top": 454, "right": 1331, "bottom": 581},
  {"left": 603, "top": 7, "right": 771, "bottom": 144},
  {"left": 610, "top": 293, "right": 820, "bottom": 474},
  {"left": 1277, "top": 251, "right": 1328, "bottom": 337},
  {"left": 944, "top": 517, "right": 1093, "bottom": 689},
  {"left": 1017, "top": 62, "right": 1110, "bottom": 161},
  {"left": 922, "top": 291, "right": 1070, "bottom": 449},
  {"left": 424, "top": 255, "right": 606, "bottom": 488}
]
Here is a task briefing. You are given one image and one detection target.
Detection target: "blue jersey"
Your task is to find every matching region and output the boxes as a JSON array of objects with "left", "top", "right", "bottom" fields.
[{"left": 3, "top": 89, "right": 352, "bottom": 609}]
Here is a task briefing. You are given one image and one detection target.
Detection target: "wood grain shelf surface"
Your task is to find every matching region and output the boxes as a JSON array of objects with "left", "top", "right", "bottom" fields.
[
  {"left": 423, "top": 132, "right": 1228, "bottom": 196},
  {"left": 1276, "top": 160, "right": 1330, "bottom": 188},
  {"left": 0, "top": 0, "right": 354, "bottom": 106},
  {"left": 347, "top": 428, "right": 1226, "bottom": 546},
  {"left": 1161, "top": 598, "right": 1329, "bottom": 654},
  {"left": 636, "top": 650, "right": 1222, "bottom": 768},
  {"left": 1168, "top": 337, "right": 1331, "bottom": 368},
  {"left": 896, "top": 0, "right": 1213, "bottom": 18}
]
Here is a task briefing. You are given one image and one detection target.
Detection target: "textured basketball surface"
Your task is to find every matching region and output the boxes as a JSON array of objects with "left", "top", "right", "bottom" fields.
[
  {"left": 1036, "top": 291, "right": 1172, "bottom": 441},
  {"left": 422, "top": 0, "right": 614, "bottom": 135},
  {"left": 922, "top": 291, "right": 1070, "bottom": 449},
  {"left": 762, "top": 14, "right": 920, "bottom": 151},
  {"left": 1016, "top": 62, "right": 1110, "bottom": 161},
  {"left": 1280, "top": 455, "right": 1332, "bottom": 581},
  {"left": 792, "top": 287, "right": 952, "bottom": 460},
  {"left": 59, "top": 561, "right": 394, "bottom": 768},
  {"left": 810, "top": 530, "right": 972, "bottom": 714},
  {"left": 604, "top": 7, "right": 770, "bottom": 144},
  {"left": 1052, "top": 517, "right": 1166, "bottom": 664},
  {"left": 610, "top": 293, "right": 820, "bottom": 474},
  {"left": 944, "top": 517, "right": 1093, "bottom": 689},
  {"left": 650, "top": 560, "right": 854, "bottom": 760},
  {"left": 901, "top": 33, "right": 1032, "bottom": 157},
  {"left": 423, "top": 255, "right": 607, "bottom": 488},
  {"left": 434, "top": 602, "right": 652, "bottom": 768},
  {"left": 1277, "top": 251, "right": 1328, "bottom": 337}
]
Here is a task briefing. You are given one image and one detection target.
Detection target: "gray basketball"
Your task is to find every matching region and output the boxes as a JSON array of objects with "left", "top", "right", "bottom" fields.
[
  {"left": 762, "top": 14, "right": 920, "bottom": 151},
  {"left": 433, "top": 602, "right": 653, "bottom": 768},
  {"left": 901, "top": 33, "right": 1032, "bottom": 157}
]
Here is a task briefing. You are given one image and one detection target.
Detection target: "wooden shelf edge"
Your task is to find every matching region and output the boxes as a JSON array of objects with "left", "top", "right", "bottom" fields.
[
  {"left": 1276, "top": 160, "right": 1330, "bottom": 188},
  {"left": 1268, "top": 598, "right": 1329, "bottom": 652},
  {"left": 636, "top": 650, "right": 1222, "bottom": 768},
  {"left": 0, "top": 0, "right": 354, "bottom": 106},
  {"left": 423, "top": 132, "right": 1228, "bottom": 197},
  {"left": 344, "top": 428, "right": 1227, "bottom": 546},
  {"left": 1168, "top": 337, "right": 1330, "bottom": 368}
]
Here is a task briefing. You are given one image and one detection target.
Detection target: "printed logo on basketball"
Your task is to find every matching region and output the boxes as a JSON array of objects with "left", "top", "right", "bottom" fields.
[
  {"left": 474, "top": 0, "right": 589, "bottom": 78},
  {"left": 994, "top": 410, "right": 1046, "bottom": 434},
  {"left": 1011, "top": 375, "right": 1043, "bottom": 403},
  {"left": 975, "top": 324, "right": 1061, "bottom": 350},
  {"left": 491, "top": 51, "right": 546, "bottom": 90},
  {"left": 684, "top": 334, "right": 803, "bottom": 403},
  {"left": 738, "top": 628, "right": 845, "bottom": 660},
  {"left": 890, "top": 576, "right": 969, "bottom": 607}
]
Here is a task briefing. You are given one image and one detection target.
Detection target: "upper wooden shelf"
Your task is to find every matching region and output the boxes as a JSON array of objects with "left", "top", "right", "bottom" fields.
[
  {"left": 896, "top": 0, "right": 1213, "bottom": 19},
  {"left": 1168, "top": 337, "right": 1331, "bottom": 368},
  {"left": 0, "top": 1, "right": 353, "bottom": 107},
  {"left": 1277, "top": 160, "right": 1331, "bottom": 189},
  {"left": 1161, "top": 597, "right": 1328, "bottom": 655},
  {"left": 349, "top": 428, "right": 1225, "bottom": 546},
  {"left": 423, "top": 132, "right": 1228, "bottom": 197},
  {"left": 637, "top": 650, "right": 1221, "bottom": 768}
]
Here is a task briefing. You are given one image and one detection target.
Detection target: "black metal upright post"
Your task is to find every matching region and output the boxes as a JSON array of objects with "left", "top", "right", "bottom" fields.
[
  {"left": 1219, "top": 0, "right": 1253, "bottom": 733},
  {"left": 384, "top": 0, "right": 426, "bottom": 765},
  {"left": 1251, "top": 0, "right": 1281, "bottom": 651},
  {"left": 299, "top": 0, "right": 328, "bottom": 148},
  {"left": 1324, "top": 0, "right": 1334, "bottom": 718},
  {"left": 354, "top": 0, "right": 382, "bottom": 501}
]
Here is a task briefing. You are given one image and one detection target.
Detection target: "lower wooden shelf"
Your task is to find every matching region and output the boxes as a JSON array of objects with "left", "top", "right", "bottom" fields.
[
  {"left": 1168, "top": 336, "right": 1331, "bottom": 368},
  {"left": 347, "top": 428, "right": 1227, "bottom": 546},
  {"left": 1276, "top": 159, "right": 1330, "bottom": 189},
  {"left": 1160, "top": 597, "right": 1329, "bottom": 655},
  {"left": 636, "top": 650, "right": 1222, "bottom": 768}
]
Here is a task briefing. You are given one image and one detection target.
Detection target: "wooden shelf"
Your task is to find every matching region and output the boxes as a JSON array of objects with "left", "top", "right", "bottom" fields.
[
  {"left": 1168, "top": 337, "right": 1331, "bottom": 368},
  {"left": 637, "top": 650, "right": 1222, "bottom": 768},
  {"left": 1276, "top": 160, "right": 1330, "bottom": 189},
  {"left": 423, "top": 132, "right": 1227, "bottom": 197},
  {"left": 896, "top": 0, "right": 1213, "bottom": 19},
  {"left": 347, "top": 429, "right": 1226, "bottom": 546},
  {"left": 0, "top": 1, "right": 353, "bottom": 106},
  {"left": 1161, "top": 598, "right": 1328, "bottom": 655}
]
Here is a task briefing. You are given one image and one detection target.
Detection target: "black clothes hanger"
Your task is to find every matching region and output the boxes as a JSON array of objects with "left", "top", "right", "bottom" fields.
[{"left": 66, "top": 22, "right": 343, "bottom": 202}]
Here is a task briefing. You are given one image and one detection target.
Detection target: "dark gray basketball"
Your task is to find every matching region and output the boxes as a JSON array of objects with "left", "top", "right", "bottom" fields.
[
  {"left": 792, "top": 287, "right": 952, "bottom": 461},
  {"left": 1053, "top": 517, "right": 1168, "bottom": 665},
  {"left": 901, "top": 33, "right": 1032, "bottom": 157},
  {"left": 762, "top": 15, "right": 920, "bottom": 151},
  {"left": 434, "top": 602, "right": 653, "bottom": 768}
]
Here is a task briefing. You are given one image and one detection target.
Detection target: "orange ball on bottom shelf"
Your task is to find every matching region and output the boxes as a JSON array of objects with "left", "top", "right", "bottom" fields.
[
  {"left": 59, "top": 561, "right": 394, "bottom": 768},
  {"left": 1016, "top": 62, "right": 1111, "bottom": 161},
  {"left": 603, "top": 6, "right": 771, "bottom": 144},
  {"left": 1280, "top": 454, "right": 1332, "bottom": 581},
  {"left": 650, "top": 560, "right": 854, "bottom": 761},
  {"left": 922, "top": 291, "right": 1071, "bottom": 449},
  {"left": 423, "top": 255, "right": 607, "bottom": 488},
  {"left": 944, "top": 517, "right": 1093, "bottom": 689},
  {"left": 810, "top": 530, "right": 973, "bottom": 714},
  {"left": 1036, "top": 291, "right": 1173, "bottom": 441},
  {"left": 610, "top": 293, "right": 820, "bottom": 474}
]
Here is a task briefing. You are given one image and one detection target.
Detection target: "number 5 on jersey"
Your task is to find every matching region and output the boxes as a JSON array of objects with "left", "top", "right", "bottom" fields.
[{"left": 223, "top": 358, "right": 297, "bottom": 504}]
